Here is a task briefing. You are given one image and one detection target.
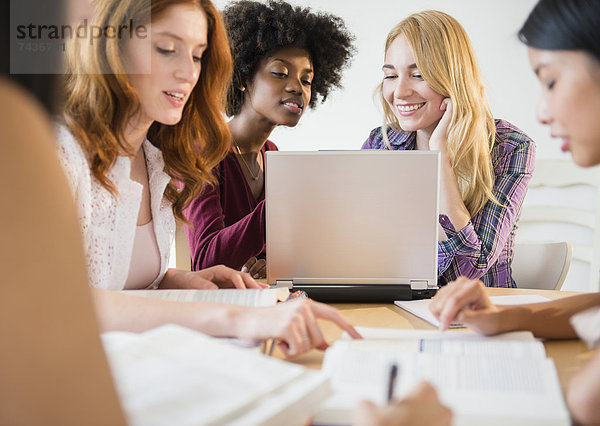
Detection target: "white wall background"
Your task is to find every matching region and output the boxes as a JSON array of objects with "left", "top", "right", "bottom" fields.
[{"left": 209, "top": 0, "right": 595, "bottom": 292}]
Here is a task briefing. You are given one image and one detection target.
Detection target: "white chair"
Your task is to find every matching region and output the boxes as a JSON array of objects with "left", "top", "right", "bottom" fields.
[
  {"left": 512, "top": 241, "right": 572, "bottom": 290},
  {"left": 518, "top": 159, "right": 600, "bottom": 291}
]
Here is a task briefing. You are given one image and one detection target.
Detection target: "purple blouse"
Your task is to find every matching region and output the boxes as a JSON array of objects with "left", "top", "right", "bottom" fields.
[
  {"left": 362, "top": 120, "right": 536, "bottom": 288},
  {"left": 184, "top": 141, "right": 278, "bottom": 271}
]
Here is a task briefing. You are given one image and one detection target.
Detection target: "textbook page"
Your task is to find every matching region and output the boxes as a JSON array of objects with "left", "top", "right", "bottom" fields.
[
  {"left": 121, "top": 287, "right": 289, "bottom": 307},
  {"left": 394, "top": 294, "right": 552, "bottom": 328},
  {"left": 348, "top": 327, "right": 536, "bottom": 341},
  {"left": 317, "top": 339, "right": 569, "bottom": 426},
  {"left": 102, "top": 325, "right": 329, "bottom": 426},
  {"left": 338, "top": 327, "right": 545, "bottom": 358}
]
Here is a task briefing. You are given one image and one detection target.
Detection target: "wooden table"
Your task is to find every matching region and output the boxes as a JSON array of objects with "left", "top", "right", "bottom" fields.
[{"left": 282, "top": 287, "right": 595, "bottom": 397}]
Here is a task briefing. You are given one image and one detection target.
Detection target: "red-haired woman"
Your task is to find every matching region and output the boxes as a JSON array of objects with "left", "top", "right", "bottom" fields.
[{"left": 57, "top": 0, "right": 358, "bottom": 355}]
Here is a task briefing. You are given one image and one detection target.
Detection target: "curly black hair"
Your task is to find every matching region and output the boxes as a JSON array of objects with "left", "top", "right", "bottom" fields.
[{"left": 223, "top": 0, "right": 355, "bottom": 116}]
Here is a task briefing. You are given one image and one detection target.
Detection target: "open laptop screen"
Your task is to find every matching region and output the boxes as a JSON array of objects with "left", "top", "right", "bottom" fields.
[{"left": 266, "top": 151, "right": 439, "bottom": 288}]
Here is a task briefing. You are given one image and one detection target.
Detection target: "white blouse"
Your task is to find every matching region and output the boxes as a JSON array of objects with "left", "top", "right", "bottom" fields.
[{"left": 55, "top": 125, "right": 174, "bottom": 290}]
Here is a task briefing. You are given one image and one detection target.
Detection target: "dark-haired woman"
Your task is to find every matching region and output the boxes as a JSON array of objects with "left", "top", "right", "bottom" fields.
[
  {"left": 430, "top": 1, "right": 600, "bottom": 424},
  {"left": 184, "top": 0, "right": 354, "bottom": 278}
]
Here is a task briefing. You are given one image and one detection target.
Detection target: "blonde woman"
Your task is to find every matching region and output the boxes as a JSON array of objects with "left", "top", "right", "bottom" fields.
[
  {"left": 56, "top": 0, "right": 359, "bottom": 355},
  {"left": 362, "top": 10, "right": 536, "bottom": 288}
]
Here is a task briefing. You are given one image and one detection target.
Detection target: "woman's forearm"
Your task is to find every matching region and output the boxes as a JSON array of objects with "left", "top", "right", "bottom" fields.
[
  {"left": 90, "top": 289, "right": 360, "bottom": 356},
  {"left": 499, "top": 293, "right": 600, "bottom": 339},
  {"left": 91, "top": 288, "right": 245, "bottom": 336}
]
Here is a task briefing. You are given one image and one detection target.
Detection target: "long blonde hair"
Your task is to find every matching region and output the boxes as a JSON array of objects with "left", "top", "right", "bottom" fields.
[
  {"left": 380, "top": 10, "right": 498, "bottom": 216},
  {"left": 63, "top": 0, "right": 232, "bottom": 221}
]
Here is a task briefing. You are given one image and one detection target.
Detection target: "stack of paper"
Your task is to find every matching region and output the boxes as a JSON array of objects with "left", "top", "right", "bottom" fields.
[{"left": 317, "top": 327, "right": 569, "bottom": 426}]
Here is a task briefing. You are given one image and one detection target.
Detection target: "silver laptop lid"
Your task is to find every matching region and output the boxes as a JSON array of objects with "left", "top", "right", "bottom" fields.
[{"left": 265, "top": 151, "right": 439, "bottom": 287}]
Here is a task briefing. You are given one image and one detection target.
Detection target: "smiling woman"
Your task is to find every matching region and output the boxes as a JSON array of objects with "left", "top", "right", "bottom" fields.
[
  {"left": 183, "top": 0, "right": 355, "bottom": 278},
  {"left": 362, "top": 10, "right": 536, "bottom": 289}
]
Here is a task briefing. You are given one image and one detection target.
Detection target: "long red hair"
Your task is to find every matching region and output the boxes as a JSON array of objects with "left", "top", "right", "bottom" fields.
[{"left": 63, "top": 0, "right": 232, "bottom": 221}]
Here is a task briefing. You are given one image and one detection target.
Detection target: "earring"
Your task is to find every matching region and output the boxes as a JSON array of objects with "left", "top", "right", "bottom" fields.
[{"left": 240, "top": 86, "right": 246, "bottom": 92}]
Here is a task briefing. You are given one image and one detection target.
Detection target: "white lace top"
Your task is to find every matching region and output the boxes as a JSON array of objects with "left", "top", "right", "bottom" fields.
[{"left": 55, "top": 125, "right": 174, "bottom": 290}]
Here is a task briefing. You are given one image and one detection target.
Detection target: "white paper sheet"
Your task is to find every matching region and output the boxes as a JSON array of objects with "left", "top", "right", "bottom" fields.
[{"left": 394, "top": 295, "right": 552, "bottom": 328}]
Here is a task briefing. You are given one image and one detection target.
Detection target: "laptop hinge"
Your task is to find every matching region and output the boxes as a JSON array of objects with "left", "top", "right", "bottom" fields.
[
  {"left": 410, "top": 280, "right": 428, "bottom": 290},
  {"left": 275, "top": 280, "right": 294, "bottom": 289}
]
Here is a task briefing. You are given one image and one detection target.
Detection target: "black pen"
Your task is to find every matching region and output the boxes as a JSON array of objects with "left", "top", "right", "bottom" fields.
[{"left": 387, "top": 363, "right": 398, "bottom": 402}]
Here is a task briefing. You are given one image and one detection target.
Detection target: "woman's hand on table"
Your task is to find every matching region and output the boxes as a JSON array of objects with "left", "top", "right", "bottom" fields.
[
  {"left": 161, "top": 266, "right": 268, "bottom": 290},
  {"left": 235, "top": 298, "right": 361, "bottom": 357},
  {"left": 429, "top": 276, "right": 505, "bottom": 334},
  {"left": 241, "top": 256, "right": 266, "bottom": 279}
]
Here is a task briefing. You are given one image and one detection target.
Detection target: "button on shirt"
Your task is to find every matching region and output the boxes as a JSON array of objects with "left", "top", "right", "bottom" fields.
[{"left": 362, "top": 120, "right": 536, "bottom": 288}]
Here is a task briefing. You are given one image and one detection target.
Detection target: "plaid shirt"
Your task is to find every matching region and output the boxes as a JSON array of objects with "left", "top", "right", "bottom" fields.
[{"left": 362, "top": 120, "right": 535, "bottom": 288}]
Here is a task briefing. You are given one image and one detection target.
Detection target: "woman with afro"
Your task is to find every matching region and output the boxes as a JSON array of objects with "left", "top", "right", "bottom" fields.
[{"left": 184, "top": 0, "right": 355, "bottom": 277}]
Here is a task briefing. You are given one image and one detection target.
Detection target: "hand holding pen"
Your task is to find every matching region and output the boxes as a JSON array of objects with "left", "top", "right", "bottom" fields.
[{"left": 353, "top": 378, "right": 452, "bottom": 426}]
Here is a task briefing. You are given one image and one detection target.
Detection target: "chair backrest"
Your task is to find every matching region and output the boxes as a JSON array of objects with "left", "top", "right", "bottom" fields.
[
  {"left": 518, "top": 159, "right": 600, "bottom": 291},
  {"left": 512, "top": 241, "right": 573, "bottom": 290},
  {"left": 175, "top": 220, "right": 192, "bottom": 271}
]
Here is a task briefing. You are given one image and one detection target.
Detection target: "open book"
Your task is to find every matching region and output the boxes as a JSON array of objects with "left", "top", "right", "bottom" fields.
[
  {"left": 102, "top": 325, "right": 330, "bottom": 426},
  {"left": 121, "top": 287, "right": 289, "bottom": 307},
  {"left": 316, "top": 327, "right": 569, "bottom": 426}
]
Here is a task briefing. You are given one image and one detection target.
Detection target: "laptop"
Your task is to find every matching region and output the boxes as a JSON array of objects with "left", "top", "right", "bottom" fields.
[{"left": 265, "top": 150, "right": 440, "bottom": 303}]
